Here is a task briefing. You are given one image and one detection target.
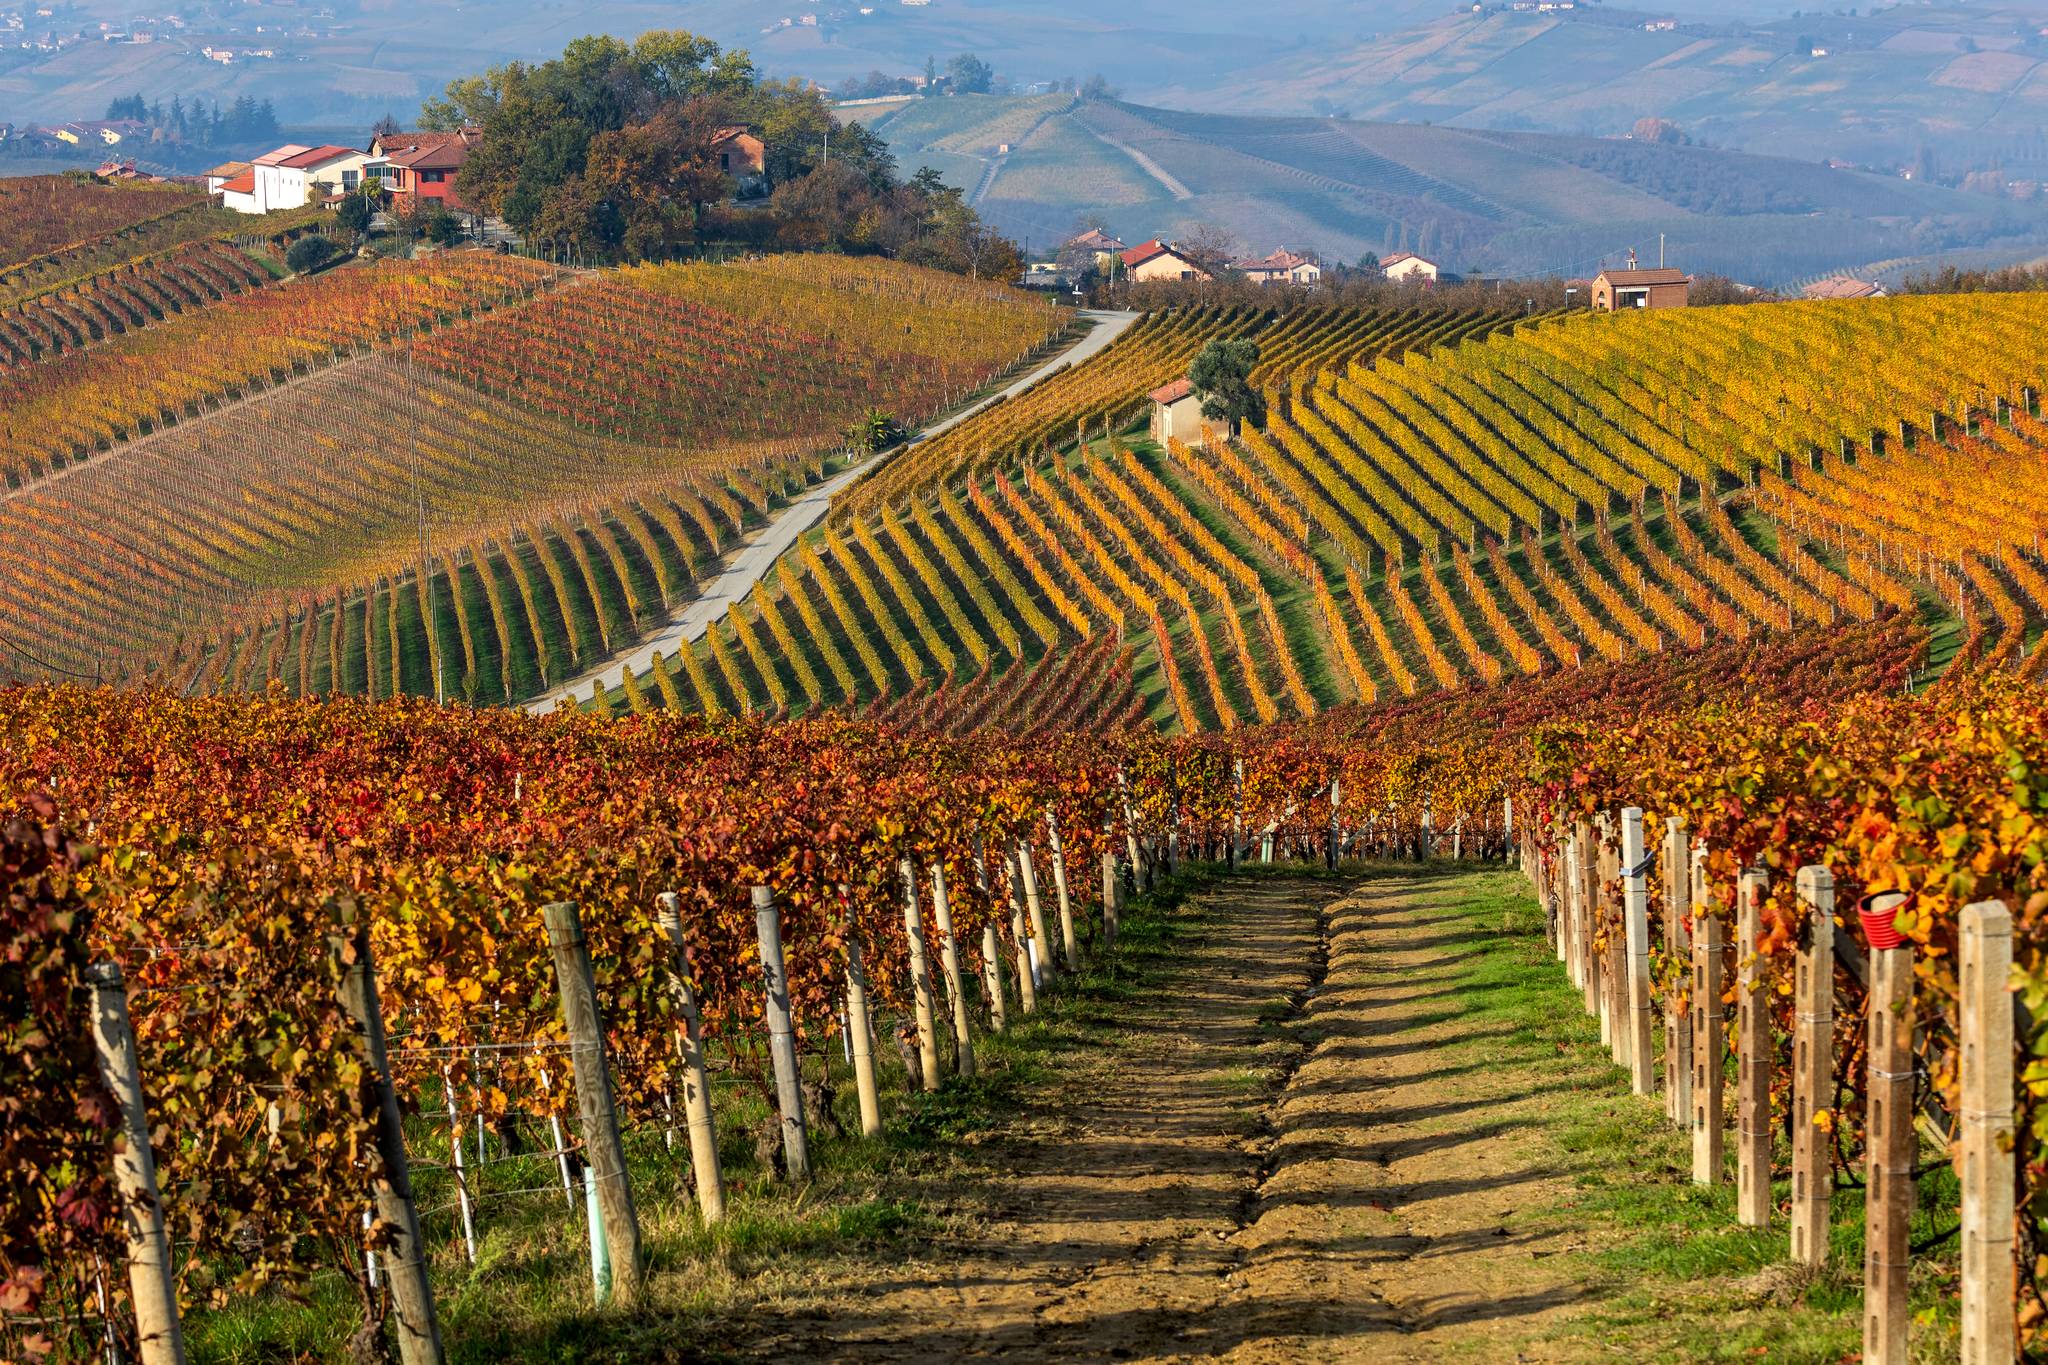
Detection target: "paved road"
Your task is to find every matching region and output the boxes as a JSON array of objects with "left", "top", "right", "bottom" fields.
[{"left": 528, "top": 308, "right": 1141, "bottom": 714}]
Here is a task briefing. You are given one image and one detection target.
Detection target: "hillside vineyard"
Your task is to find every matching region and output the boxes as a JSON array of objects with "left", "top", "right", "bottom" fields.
[
  {"left": 560, "top": 292, "right": 2048, "bottom": 726},
  {"left": 0, "top": 257, "right": 1064, "bottom": 692}
]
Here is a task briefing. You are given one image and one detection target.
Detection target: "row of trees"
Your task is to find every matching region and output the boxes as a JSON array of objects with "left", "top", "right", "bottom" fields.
[
  {"left": 415, "top": 30, "right": 1022, "bottom": 273},
  {"left": 100, "top": 93, "right": 280, "bottom": 148}
]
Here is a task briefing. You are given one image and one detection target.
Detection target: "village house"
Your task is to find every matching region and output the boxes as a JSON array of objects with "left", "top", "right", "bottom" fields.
[
  {"left": 711, "top": 125, "right": 766, "bottom": 176},
  {"left": 1065, "top": 227, "right": 1126, "bottom": 270},
  {"left": 1381, "top": 251, "right": 1439, "bottom": 282},
  {"left": 1147, "top": 377, "right": 1228, "bottom": 447},
  {"left": 202, "top": 160, "right": 250, "bottom": 195},
  {"left": 368, "top": 128, "right": 480, "bottom": 211},
  {"left": 1802, "top": 276, "right": 1887, "bottom": 301},
  {"left": 1590, "top": 264, "right": 1691, "bottom": 310},
  {"left": 222, "top": 144, "right": 372, "bottom": 214},
  {"left": 1122, "top": 239, "right": 1211, "bottom": 282},
  {"left": 1234, "top": 248, "right": 1322, "bottom": 286}
]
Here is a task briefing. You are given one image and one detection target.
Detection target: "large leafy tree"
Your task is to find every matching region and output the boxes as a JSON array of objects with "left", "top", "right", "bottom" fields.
[{"left": 1190, "top": 338, "right": 1265, "bottom": 428}]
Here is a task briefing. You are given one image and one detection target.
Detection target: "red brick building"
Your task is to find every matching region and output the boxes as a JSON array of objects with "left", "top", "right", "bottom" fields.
[{"left": 368, "top": 128, "right": 480, "bottom": 212}]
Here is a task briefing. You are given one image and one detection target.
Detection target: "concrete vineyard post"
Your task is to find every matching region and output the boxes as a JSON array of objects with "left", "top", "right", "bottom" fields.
[
  {"left": 749, "top": 886, "right": 812, "bottom": 1181},
  {"left": 1690, "top": 853, "right": 1724, "bottom": 1185},
  {"left": 1006, "top": 853, "right": 1038, "bottom": 1014},
  {"left": 1018, "top": 841, "right": 1056, "bottom": 986},
  {"left": 980, "top": 923, "right": 1009, "bottom": 1032},
  {"left": 329, "top": 917, "right": 443, "bottom": 1364},
  {"left": 1503, "top": 793, "right": 1513, "bottom": 864},
  {"left": 1621, "top": 809, "right": 1656, "bottom": 1096},
  {"left": 900, "top": 858, "right": 943, "bottom": 1093},
  {"left": 542, "top": 900, "right": 646, "bottom": 1300},
  {"left": 1562, "top": 833, "right": 1580, "bottom": 983},
  {"left": 1326, "top": 778, "right": 1340, "bottom": 870},
  {"left": 1664, "top": 817, "right": 1692, "bottom": 1127},
  {"left": 929, "top": 864, "right": 975, "bottom": 1079},
  {"left": 441, "top": 1067, "right": 478, "bottom": 1264},
  {"left": 1862, "top": 913, "right": 1913, "bottom": 1365},
  {"left": 1959, "top": 900, "right": 2016, "bottom": 1365},
  {"left": 653, "top": 892, "right": 726, "bottom": 1219},
  {"left": 1789, "top": 866, "right": 1834, "bottom": 1267},
  {"left": 1600, "top": 830, "right": 1621, "bottom": 1061},
  {"left": 843, "top": 932, "right": 884, "bottom": 1136},
  {"left": 1101, "top": 850, "right": 1119, "bottom": 949},
  {"left": 1230, "top": 757, "right": 1244, "bottom": 868},
  {"left": 1045, "top": 812, "right": 1079, "bottom": 969},
  {"left": 87, "top": 964, "right": 189, "bottom": 1365},
  {"left": 1737, "top": 870, "right": 1771, "bottom": 1228}
]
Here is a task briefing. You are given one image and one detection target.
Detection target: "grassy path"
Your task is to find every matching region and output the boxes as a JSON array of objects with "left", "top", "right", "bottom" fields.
[{"left": 192, "top": 866, "right": 1915, "bottom": 1362}]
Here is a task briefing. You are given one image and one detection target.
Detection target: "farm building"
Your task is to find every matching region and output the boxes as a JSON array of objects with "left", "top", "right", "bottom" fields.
[
  {"left": 1066, "top": 228, "right": 1126, "bottom": 270},
  {"left": 1235, "top": 248, "right": 1322, "bottom": 286},
  {"left": 1591, "top": 266, "right": 1690, "bottom": 310},
  {"left": 711, "top": 126, "right": 766, "bottom": 176},
  {"left": 1803, "top": 276, "right": 1887, "bottom": 301},
  {"left": 232, "top": 145, "right": 372, "bottom": 214},
  {"left": 1381, "top": 251, "right": 1439, "bottom": 282},
  {"left": 1123, "top": 239, "right": 1212, "bottom": 283},
  {"left": 1148, "top": 377, "right": 1228, "bottom": 447}
]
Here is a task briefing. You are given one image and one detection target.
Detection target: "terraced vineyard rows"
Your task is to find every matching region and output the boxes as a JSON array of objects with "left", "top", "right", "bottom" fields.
[
  {"left": 838, "top": 301, "right": 1526, "bottom": 519},
  {"left": 0, "top": 256, "right": 1069, "bottom": 698},
  {"left": 0, "top": 241, "right": 271, "bottom": 367},
  {"left": 0, "top": 175, "right": 209, "bottom": 275},
  {"left": 620, "top": 293, "right": 2048, "bottom": 729},
  {"left": 0, "top": 252, "right": 561, "bottom": 487}
]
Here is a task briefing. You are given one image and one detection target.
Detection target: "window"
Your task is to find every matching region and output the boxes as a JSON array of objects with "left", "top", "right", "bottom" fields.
[
  {"left": 341, "top": 168, "right": 358, "bottom": 190},
  {"left": 421, "top": 169, "right": 446, "bottom": 184}
]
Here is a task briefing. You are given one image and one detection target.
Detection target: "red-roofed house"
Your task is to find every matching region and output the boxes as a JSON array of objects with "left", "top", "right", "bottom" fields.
[
  {"left": 369, "top": 129, "right": 480, "bottom": 212},
  {"left": 236, "top": 143, "right": 371, "bottom": 214},
  {"left": 1233, "top": 248, "right": 1322, "bottom": 287},
  {"left": 1123, "top": 238, "right": 1211, "bottom": 283},
  {"left": 1802, "top": 276, "right": 1886, "bottom": 301},
  {"left": 217, "top": 167, "right": 260, "bottom": 215},
  {"left": 711, "top": 125, "right": 765, "bottom": 176},
  {"left": 1591, "top": 265, "right": 1690, "bottom": 310},
  {"left": 202, "top": 160, "right": 251, "bottom": 194}
]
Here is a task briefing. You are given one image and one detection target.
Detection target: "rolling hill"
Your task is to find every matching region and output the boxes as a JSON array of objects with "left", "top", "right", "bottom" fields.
[{"left": 850, "top": 94, "right": 2048, "bottom": 284}]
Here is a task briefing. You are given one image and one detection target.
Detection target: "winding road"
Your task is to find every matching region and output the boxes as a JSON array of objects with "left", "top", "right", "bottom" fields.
[{"left": 527, "top": 308, "right": 1140, "bottom": 715}]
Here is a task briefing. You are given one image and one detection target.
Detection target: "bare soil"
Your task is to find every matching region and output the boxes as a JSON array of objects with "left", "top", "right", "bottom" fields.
[{"left": 723, "top": 874, "right": 1615, "bottom": 1362}]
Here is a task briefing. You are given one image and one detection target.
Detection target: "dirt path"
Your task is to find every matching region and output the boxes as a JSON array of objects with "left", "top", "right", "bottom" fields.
[{"left": 733, "top": 874, "right": 1608, "bottom": 1362}]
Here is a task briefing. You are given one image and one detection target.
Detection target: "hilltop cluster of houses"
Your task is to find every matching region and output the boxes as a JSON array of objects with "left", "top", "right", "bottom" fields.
[{"left": 199, "top": 124, "right": 767, "bottom": 218}]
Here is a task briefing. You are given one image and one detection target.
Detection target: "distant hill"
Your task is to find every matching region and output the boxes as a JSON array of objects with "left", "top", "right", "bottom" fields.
[
  {"left": 1137, "top": 2, "right": 2048, "bottom": 173},
  {"left": 851, "top": 95, "right": 2048, "bottom": 285}
]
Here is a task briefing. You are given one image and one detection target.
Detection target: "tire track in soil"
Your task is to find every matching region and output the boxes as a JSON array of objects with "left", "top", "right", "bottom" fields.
[{"left": 735, "top": 874, "right": 1601, "bottom": 1362}]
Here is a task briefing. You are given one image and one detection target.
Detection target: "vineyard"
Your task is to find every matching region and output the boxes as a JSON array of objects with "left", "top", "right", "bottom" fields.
[
  {"left": 0, "top": 256, "right": 1067, "bottom": 701},
  {"left": 0, "top": 176, "right": 207, "bottom": 274},
  {"left": 0, "top": 252, "right": 560, "bottom": 489},
  {"left": 4, "top": 604, "right": 2045, "bottom": 1357},
  {"left": 596, "top": 293, "right": 2048, "bottom": 731},
  {"left": 0, "top": 242, "right": 272, "bottom": 369}
]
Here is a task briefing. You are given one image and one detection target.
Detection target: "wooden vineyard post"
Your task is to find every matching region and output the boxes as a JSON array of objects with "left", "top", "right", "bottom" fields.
[
  {"left": 1102, "top": 849, "right": 1122, "bottom": 948},
  {"left": 929, "top": 864, "right": 975, "bottom": 1079},
  {"left": 1862, "top": 908, "right": 1913, "bottom": 1365},
  {"left": 1576, "top": 820, "right": 1600, "bottom": 1021},
  {"left": 1045, "top": 813, "right": 1079, "bottom": 969},
  {"left": 1230, "top": 757, "right": 1244, "bottom": 867},
  {"left": 1736, "top": 869, "right": 1771, "bottom": 1228},
  {"left": 1017, "top": 842, "right": 1057, "bottom": 986},
  {"left": 749, "top": 887, "right": 812, "bottom": 1181},
  {"left": 653, "top": 893, "right": 726, "bottom": 1219},
  {"left": 543, "top": 900, "right": 645, "bottom": 1301},
  {"left": 1690, "top": 850, "right": 1724, "bottom": 1185},
  {"left": 87, "top": 965, "right": 189, "bottom": 1365},
  {"left": 900, "top": 858, "right": 942, "bottom": 1092},
  {"left": 1959, "top": 900, "right": 2016, "bottom": 1365},
  {"left": 1562, "top": 832, "right": 1580, "bottom": 983},
  {"left": 329, "top": 916, "right": 443, "bottom": 1363},
  {"left": 1621, "top": 810, "right": 1657, "bottom": 1096},
  {"left": 1326, "top": 778, "right": 1340, "bottom": 870},
  {"left": 1664, "top": 817, "right": 1692, "bottom": 1127},
  {"left": 1600, "top": 827, "right": 1622, "bottom": 1062},
  {"left": 843, "top": 930, "right": 884, "bottom": 1136},
  {"left": 980, "top": 923, "right": 1009, "bottom": 1033},
  {"left": 1006, "top": 854, "right": 1039, "bottom": 1014},
  {"left": 1789, "top": 865, "right": 1834, "bottom": 1267}
]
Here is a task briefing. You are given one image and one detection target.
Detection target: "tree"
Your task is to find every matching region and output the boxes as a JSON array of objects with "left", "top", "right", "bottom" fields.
[
  {"left": 1079, "top": 74, "right": 1119, "bottom": 100},
  {"left": 1176, "top": 221, "right": 1242, "bottom": 275},
  {"left": 284, "top": 235, "right": 337, "bottom": 275},
  {"left": 372, "top": 113, "right": 402, "bottom": 139},
  {"left": 334, "top": 188, "right": 376, "bottom": 239},
  {"left": 923, "top": 55, "right": 939, "bottom": 93},
  {"left": 845, "top": 408, "right": 903, "bottom": 452},
  {"left": 947, "top": 53, "right": 994, "bottom": 95},
  {"left": 420, "top": 205, "right": 465, "bottom": 246},
  {"left": 1189, "top": 337, "right": 1265, "bottom": 429}
]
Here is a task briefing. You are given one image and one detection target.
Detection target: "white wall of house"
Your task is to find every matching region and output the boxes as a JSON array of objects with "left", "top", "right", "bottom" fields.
[{"left": 253, "top": 152, "right": 370, "bottom": 212}]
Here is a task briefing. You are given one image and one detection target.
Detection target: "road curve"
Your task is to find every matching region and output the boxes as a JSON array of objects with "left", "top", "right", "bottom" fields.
[{"left": 527, "top": 308, "right": 1141, "bottom": 715}]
